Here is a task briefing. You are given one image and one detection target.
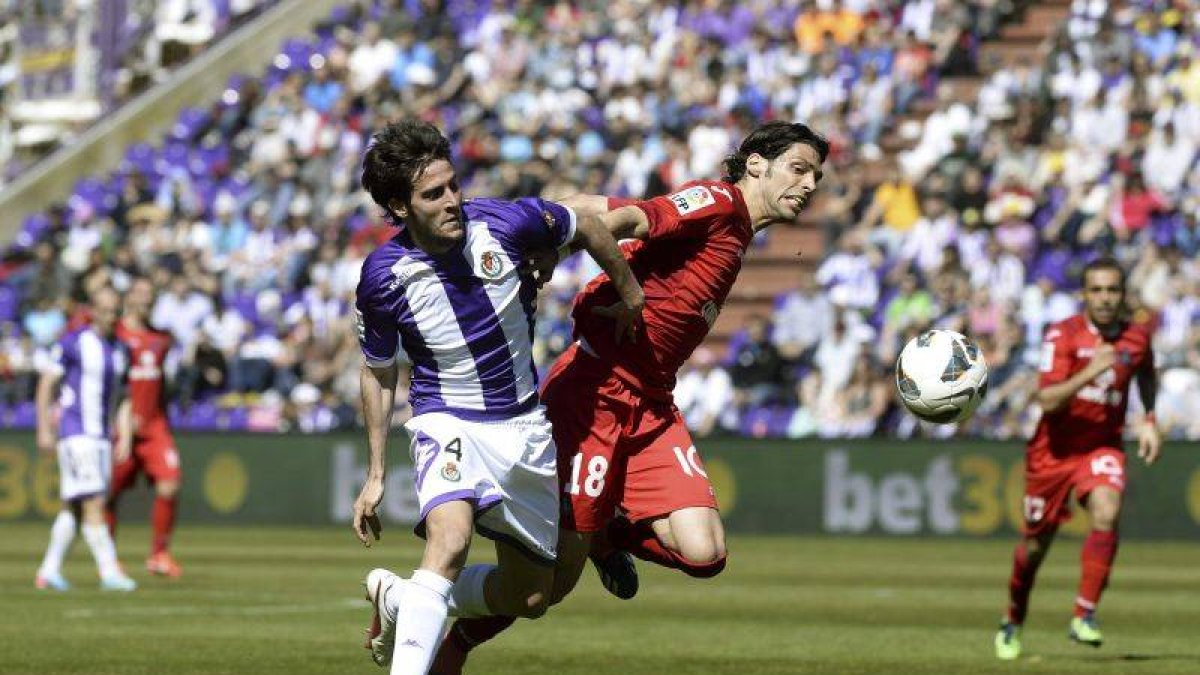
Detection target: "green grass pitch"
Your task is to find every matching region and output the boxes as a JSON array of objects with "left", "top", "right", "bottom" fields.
[{"left": 2, "top": 523, "right": 1197, "bottom": 674}]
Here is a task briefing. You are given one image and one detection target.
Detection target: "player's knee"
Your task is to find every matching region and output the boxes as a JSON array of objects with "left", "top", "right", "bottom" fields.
[
  {"left": 515, "top": 589, "right": 551, "bottom": 619},
  {"left": 425, "top": 528, "right": 473, "bottom": 570},
  {"left": 156, "top": 480, "right": 180, "bottom": 498},
  {"left": 676, "top": 536, "right": 726, "bottom": 568}
]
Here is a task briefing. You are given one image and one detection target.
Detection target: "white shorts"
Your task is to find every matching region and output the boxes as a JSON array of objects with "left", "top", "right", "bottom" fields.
[
  {"left": 57, "top": 435, "right": 112, "bottom": 502},
  {"left": 404, "top": 408, "right": 558, "bottom": 565}
]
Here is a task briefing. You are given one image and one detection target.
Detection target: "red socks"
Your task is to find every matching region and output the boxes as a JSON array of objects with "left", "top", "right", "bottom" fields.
[
  {"left": 606, "top": 517, "right": 726, "bottom": 579},
  {"left": 1005, "top": 541, "right": 1040, "bottom": 625},
  {"left": 151, "top": 496, "right": 178, "bottom": 555},
  {"left": 449, "top": 616, "right": 517, "bottom": 651},
  {"left": 1076, "top": 530, "right": 1119, "bottom": 618}
]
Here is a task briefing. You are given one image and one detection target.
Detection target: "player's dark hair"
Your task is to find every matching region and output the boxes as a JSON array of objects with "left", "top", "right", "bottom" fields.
[
  {"left": 361, "top": 119, "right": 453, "bottom": 222},
  {"left": 722, "top": 121, "right": 830, "bottom": 183},
  {"left": 1081, "top": 255, "right": 1126, "bottom": 289}
]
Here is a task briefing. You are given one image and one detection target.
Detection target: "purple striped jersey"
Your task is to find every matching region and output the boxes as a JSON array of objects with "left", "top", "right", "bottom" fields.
[
  {"left": 46, "top": 327, "right": 128, "bottom": 439},
  {"left": 355, "top": 197, "right": 577, "bottom": 421}
]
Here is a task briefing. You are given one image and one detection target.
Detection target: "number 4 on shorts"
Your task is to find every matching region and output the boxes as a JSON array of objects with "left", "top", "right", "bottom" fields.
[{"left": 445, "top": 438, "right": 462, "bottom": 461}]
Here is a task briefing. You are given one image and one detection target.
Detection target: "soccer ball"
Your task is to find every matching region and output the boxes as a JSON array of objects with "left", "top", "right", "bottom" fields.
[{"left": 895, "top": 329, "right": 988, "bottom": 424}]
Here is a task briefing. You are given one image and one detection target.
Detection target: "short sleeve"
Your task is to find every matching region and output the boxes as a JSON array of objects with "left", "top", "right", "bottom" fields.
[
  {"left": 354, "top": 264, "right": 408, "bottom": 368},
  {"left": 43, "top": 335, "right": 71, "bottom": 377},
  {"left": 509, "top": 198, "right": 577, "bottom": 250},
  {"left": 1037, "top": 325, "right": 1073, "bottom": 387},
  {"left": 633, "top": 184, "right": 736, "bottom": 241}
]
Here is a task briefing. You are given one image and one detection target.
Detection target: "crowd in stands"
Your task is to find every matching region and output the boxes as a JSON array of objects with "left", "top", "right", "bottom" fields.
[
  {"left": 0, "top": 1, "right": 276, "bottom": 188},
  {"left": 0, "top": 0, "right": 1198, "bottom": 441}
]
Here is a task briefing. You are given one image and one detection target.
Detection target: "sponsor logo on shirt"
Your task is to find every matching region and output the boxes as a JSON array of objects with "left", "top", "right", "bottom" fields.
[
  {"left": 129, "top": 350, "right": 161, "bottom": 381},
  {"left": 669, "top": 186, "right": 716, "bottom": 215}
]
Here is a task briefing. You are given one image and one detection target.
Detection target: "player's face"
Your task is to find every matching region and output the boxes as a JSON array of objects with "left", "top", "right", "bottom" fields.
[
  {"left": 1082, "top": 268, "right": 1124, "bottom": 327},
  {"left": 91, "top": 289, "right": 121, "bottom": 337},
  {"left": 126, "top": 280, "right": 155, "bottom": 319},
  {"left": 396, "top": 159, "right": 463, "bottom": 252},
  {"left": 761, "top": 143, "right": 823, "bottom": 222}
]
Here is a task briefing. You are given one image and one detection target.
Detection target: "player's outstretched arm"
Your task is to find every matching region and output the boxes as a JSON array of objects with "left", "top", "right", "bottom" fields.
[
  {"left": 353, "top": 361, "right": 402, "bottom": 546},
  {"left": 1135, "top": 358, "right": 1161, "bottom": 465},
  {"left": 34, "top": 369, "right": 62, "bottom": 453},
  {"left": 573, "top": 212, "right": 646, "bottom": 344}
]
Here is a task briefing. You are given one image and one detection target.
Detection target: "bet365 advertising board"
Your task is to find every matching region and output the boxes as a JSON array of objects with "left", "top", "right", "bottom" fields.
[{"left": 1, "top": 433, "right": 1197, "bottom": 538}]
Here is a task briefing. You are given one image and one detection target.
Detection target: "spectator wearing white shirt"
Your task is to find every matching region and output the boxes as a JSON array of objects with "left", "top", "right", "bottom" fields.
[
  {"left": 816, "top": 230, "right": 878, "bottom": 311},
  {"left": 348, "top": 22, "right": 398, "bottom": 94},
  {"left": 674, "top": 348, "right": 735, "bottom": 437},
  {"left": 772, "top": 269, "right": 832, "bottom": 365},
  {"left": 1142, "top": 123, "right": 1197, "bottom": 197},
  {"left": 970, "top": 238, "right": 1026, "bottom": 305},
  {"left": 151, "top": 275, "right": 214, "bottom": 352},
  {"left": 813, "top": 310, "right": 865, "bottom": 406},
  {"left": 900, "top": 193, "right": 958, "bottom": 275}
]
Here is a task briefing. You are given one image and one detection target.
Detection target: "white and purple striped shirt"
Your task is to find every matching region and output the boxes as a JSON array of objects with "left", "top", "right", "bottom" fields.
[
  {"left": 355, "top": 197, "right": 576, "bottom": 421},
  {"left": 46, "top": 327, "right": 128, "bottom": 439}
]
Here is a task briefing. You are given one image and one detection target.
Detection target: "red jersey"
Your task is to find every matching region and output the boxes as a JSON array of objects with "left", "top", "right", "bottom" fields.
[
  {"left": 1027, "top": 314, "right": 1153, "bottom": 462},
  {"left": 572, "top": 181, "right": 753, "bottom": 399},
  {"left": 115, "top": 321, "right": 173, "bottom": 437}
]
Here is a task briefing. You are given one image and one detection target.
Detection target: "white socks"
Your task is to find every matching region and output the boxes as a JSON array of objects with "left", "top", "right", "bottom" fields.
[
  {"left": 389, "top": 569, "right": 453, "bottom": 675},
  {"left": 38, "top": 510, "right": 77, "bottom": 577},
  {"left": 447, "top": 564, "right": 495, "bottom": 618},
  {"left": 81, "top": 523, "right": 121, "bottom": 578}
]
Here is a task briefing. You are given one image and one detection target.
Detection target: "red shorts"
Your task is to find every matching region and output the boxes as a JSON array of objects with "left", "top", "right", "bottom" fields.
[
  {"left": 542, "top": 343, "right": 718, "bottom": 533},
  {"left": 1022, "top": 446, "right": 1126, "bottom": 536},
  {"left": 111, "top": 431, "right": 181, "bottom": 495}
]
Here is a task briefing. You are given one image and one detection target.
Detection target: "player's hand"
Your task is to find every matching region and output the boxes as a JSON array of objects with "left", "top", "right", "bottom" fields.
[
  {"left": 352, "top": 476, "right": 385, "bottom": 547},
  {"left": 36, "top": 428, "right": 56, "bottom": 454},
  {"left": 1136, "top": 417, "right": 1162, "bottom": 466},
  {"left": 519, "top": 247, "right": 559, "bottom": 289},
  {"left": 592, "top": 291, "right": 644, "bottom": 344},
  {"left": 1088, "top": 343, "right": 1117, "bottom": 376}
]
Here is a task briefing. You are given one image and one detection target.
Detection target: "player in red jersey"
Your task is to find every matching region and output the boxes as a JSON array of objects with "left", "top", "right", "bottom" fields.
[
  {"left": 994, "top": 257, "right": 1161, "bottom": 660},
  {"left": 431, "top": 121, "right": 828, "bottom": 672},
  {"left": 107, "top": 277, "right": 185, "bottom": 578}
]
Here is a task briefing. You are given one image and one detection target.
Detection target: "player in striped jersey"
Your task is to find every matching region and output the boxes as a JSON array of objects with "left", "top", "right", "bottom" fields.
[
  {"left": 34, "top": 286, "right": 138, "bottom": 592},
  {"left": 349, "top": 120, "right": 643, "bottom": 675}
]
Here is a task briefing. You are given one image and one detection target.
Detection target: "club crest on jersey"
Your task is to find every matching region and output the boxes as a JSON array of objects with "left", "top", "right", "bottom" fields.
[
  {"left": 480, "top": 251, "right": 504, "bottom": 278},
  {"left": 670, "top": 186, "right": 715, "bottom": 215},
  {"left": 1118, "top": 350, "right": 1132, "bottom": 365},
  {"left": 441, "top": 461, "right": 461, "bottom": 482}
]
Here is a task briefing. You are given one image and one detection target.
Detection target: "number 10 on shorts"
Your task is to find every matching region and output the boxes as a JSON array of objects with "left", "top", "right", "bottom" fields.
[{"left": 567, "top": 453, "right": 608, "bottom": 498}]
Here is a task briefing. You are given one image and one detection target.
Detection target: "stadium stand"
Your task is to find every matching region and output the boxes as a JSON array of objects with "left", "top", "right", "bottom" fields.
[
  {"left": 0, "top": 0, "right": 279, "bottom": 189},
  {"left": 0, "top": 0, "right": 1197, "bottom": 441}
]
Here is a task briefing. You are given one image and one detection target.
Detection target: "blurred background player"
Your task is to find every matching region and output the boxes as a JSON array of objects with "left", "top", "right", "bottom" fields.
[
  {"left": 107, "top": 276, "right": 184, "bottom": 578},
  {"left": 433, "top": 121, "right": 828, "bottom": 672},
  {"left": 995, "top": 257, "right": 1161, "bottom": 660},
  {"left": 34, "top": 286, "right": 137, "bottom": 592},
  {"left": 349, "top": 120, "right": 642, "bottom": 675}
]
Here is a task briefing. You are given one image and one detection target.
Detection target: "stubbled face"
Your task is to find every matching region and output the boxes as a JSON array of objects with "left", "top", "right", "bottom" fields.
[
  {"left": 1082, "top": 268, "right": 1124, "bottom": 327},
  {"left": 753, "top": 142, "right": 823, "bottom": 223},
  {"left": 391, "top": 159, "right": 464, "bottom": 252}
]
